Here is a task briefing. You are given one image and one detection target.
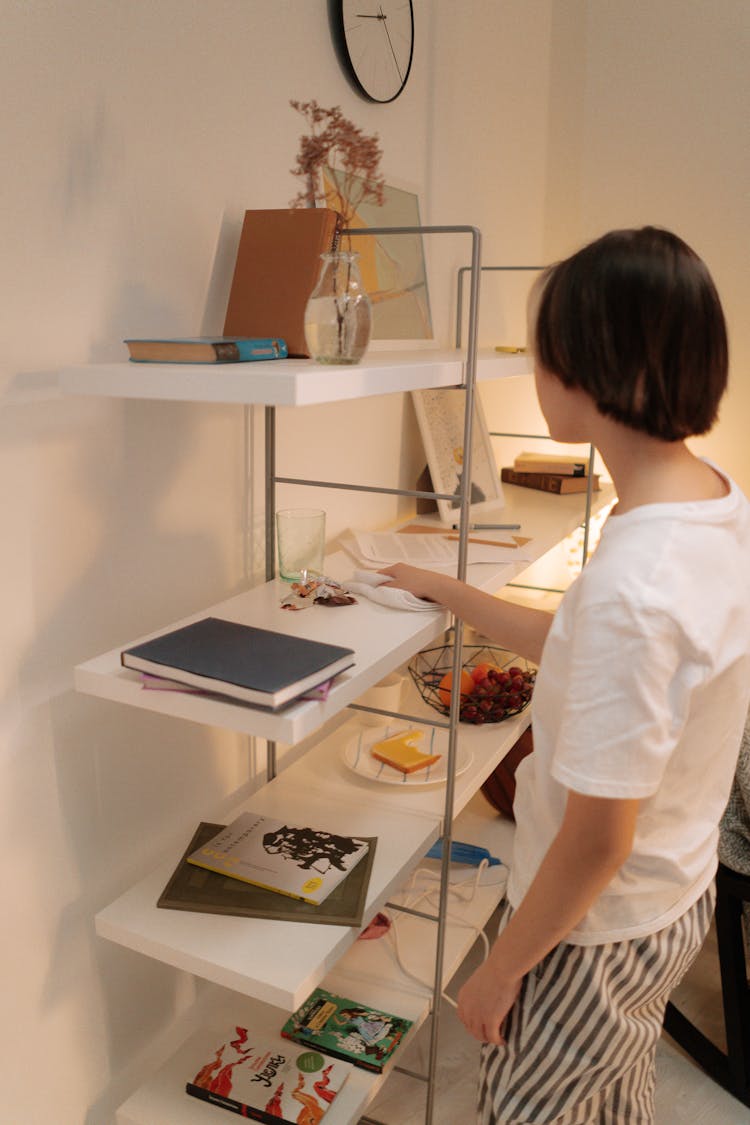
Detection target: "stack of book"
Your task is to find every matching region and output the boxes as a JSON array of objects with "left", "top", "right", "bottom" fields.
[
  {"left": 185, "top": 984, "right": 415, "bottom": 1120},
  {"left": 159, "top": 811, "right": 377, "bottom": 928},
  {"left": 121, "top": 617, "right": 355, "bottom": 711},
  {"left": 501, "top": 451, "right": 601, "bottom": 495}
]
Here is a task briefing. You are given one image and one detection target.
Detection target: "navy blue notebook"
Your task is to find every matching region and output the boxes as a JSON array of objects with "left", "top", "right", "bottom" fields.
[{"left": 121, "top": 617, "right": 354, "bottom": 709}]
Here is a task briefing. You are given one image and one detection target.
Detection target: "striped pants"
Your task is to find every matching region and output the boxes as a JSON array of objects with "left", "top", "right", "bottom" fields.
[{"left": 478, "top": 886, "right": 714, "bottom": 1124}]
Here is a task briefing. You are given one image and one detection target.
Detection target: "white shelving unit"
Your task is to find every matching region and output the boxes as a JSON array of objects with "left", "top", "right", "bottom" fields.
[
  {"left": 62, "top": 341, "right": 613, "bottom": 1123},
  {"left": 59, "top": 348, "right": 530, "bottom": 407}
]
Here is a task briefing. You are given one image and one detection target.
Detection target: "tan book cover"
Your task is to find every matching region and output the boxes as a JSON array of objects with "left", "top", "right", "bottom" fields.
[{"left": 223, "top": 208, "right": 341, "bottom": 357}]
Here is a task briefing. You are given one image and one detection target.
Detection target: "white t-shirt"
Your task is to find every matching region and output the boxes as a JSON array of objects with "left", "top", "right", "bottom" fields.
[{"left": 507, "top": 465, "right": 750, "bottom": 944}]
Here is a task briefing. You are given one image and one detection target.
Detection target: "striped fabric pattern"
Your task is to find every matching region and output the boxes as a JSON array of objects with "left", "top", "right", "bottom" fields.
[{"left": 478, "top": 886, "right": 714, "bottom": 1123}]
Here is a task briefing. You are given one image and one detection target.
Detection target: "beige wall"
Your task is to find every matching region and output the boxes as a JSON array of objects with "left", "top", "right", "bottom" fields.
[
  {"left": 544, "top": 0, "right": 750, "bottom": 486},
  {"left": 1, "top": 1, "right": 746, "bottom": 1120}
]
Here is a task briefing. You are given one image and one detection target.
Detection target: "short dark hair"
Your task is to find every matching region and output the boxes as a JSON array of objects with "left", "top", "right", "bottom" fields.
[{"left": 531, "top": 227, "right": 728, "bottom": 440}]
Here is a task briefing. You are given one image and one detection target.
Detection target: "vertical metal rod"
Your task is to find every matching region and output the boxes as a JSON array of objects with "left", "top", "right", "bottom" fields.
[
  {"left": 264, "top": 405, "right": 276, "bottom": 583},
  {"left": 264, "top": 405, "right": 277, "bottom": 780},
  {"left": 425, "top": 228, "right": 482, "bottom": 1125},
  {"left": 581, "top": 442, "right": 595, "bottom": 567}
]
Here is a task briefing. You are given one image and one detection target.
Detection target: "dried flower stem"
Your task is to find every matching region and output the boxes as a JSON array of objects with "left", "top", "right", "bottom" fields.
[{"left": 289, "top": 99, "right": 385, "bottom": 249}]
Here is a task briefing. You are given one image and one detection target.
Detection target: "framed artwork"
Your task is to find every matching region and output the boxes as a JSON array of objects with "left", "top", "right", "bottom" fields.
[
  {"left": 322, "top": 167, "right": 433, "bottom": 341},
  {"left": 411, "top": 387, "right": 504, "bottom": 524}
]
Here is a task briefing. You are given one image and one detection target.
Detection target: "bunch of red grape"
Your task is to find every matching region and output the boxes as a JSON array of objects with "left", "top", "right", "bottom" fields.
[{"left": 454, "top": 661, "right": 535, "bottom": 725}]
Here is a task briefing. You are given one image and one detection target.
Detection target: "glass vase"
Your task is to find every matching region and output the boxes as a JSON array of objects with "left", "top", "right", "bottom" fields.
[{"left": 304, "top": 251, "right": 372, "bottom": 365}]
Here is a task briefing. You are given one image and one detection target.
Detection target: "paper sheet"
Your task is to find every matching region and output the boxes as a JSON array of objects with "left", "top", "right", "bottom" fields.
[{"left": 347, "top": 530, "right": 531, "bottom": 567}]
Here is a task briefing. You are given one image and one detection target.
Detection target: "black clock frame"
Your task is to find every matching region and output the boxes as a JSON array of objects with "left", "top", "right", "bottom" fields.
[{"left": 328, "top": 0, "right": 415, "bottom": 104}]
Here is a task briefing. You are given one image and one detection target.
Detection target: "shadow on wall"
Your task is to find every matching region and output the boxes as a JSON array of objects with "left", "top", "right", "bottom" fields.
[{"left": 0, "top": 264, "right": 255, "bottom": 1121}]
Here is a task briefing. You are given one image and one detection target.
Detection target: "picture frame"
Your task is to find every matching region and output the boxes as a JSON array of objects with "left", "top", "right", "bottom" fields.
[
  {"left": 322, "top": 167, "right": 433, "bottom": 342},
  {"left": 411, "top": 387, "right": 504, "bottom": 524}
]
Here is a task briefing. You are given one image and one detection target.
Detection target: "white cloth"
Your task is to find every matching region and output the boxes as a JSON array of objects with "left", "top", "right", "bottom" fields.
[
  {"left": 346, "top": 569, "right": 440, "bottom": 612},
  {"left": 508, "top": 462, "right": 750, "bottom": 943}
]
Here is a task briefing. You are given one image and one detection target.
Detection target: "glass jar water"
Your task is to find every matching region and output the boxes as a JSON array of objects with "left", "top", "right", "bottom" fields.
[{"left": 304, "top": 251, "right": 372, "bottom": 365}]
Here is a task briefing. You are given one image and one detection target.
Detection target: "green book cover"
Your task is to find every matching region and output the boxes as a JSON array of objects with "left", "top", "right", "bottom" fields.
[
  {"left": 158, "top": 823, "right": 376, "bottom": 927},
  {"left": 280, "top": 987, "right": 413, "bottom": 1073}
]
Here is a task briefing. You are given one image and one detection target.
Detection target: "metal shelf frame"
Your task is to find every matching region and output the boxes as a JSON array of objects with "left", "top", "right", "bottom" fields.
[{"left": 263, "top": 224, "right": 484, "bottom": 1125}]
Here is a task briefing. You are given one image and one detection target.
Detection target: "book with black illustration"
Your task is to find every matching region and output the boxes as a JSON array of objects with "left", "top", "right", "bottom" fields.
[
  {"left": 158, "top": 822, "right": 377, "bottom": 926},
  {"left": 185, "top": 1023, "right": 351, "bottom": 1123},
  {"left": 120, "top": 617, "right": 355, "bottom": 710},
  {"left": 187, "top": 811, "right": 370, "bottom": 906},
  {"left": 223, "top": 207, "right": 341, "bottom": 357},
  {"left": 124, "top": 336, "right": 288, "bottom": 364},
  {"left": 501, "top": 467, "right": 601, "bottom": 495},
  {"left": 281, "top": 987, "right": 413, "bottom": 1073}
]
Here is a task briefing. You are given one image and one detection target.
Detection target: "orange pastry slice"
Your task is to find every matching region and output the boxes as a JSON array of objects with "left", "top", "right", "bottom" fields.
[{"left": 371, "top": 730, "right": 441, "bottom": 775}]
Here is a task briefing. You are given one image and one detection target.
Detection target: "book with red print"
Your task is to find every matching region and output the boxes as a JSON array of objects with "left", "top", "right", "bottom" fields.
[{"left": 185, "top": 1024, "right": 351, "bottom": 1123}]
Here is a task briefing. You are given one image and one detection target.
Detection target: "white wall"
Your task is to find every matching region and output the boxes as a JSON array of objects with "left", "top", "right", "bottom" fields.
[
  {"left": 3, "top": 1, "right": 747, "bottom": 1119},
  {"left": 0, "top": 3, "right": 554, "bottom": 1121},
  {"left": 542, "top": 0, "right": 750, "bottom": 486}
]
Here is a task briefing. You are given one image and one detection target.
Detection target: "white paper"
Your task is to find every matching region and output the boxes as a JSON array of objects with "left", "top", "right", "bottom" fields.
[{"left": 348, "top": 530, "right": 530, "bottom": 567}]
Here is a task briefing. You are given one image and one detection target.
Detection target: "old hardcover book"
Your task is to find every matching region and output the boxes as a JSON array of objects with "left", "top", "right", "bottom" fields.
[
  {"left": 223, "top": 208, "right": 341, "bottom": 357},
  {"left": 281, "top": 987, "right": 413, "bottom": 1073},
  {"left": 158, "top": 822, "right": 377, "bottom": 927},
  {"left": 513, "top": 451, "right": 590, "bottom": 476},
  {"left": 187, "top": 811, "right": 370, "bottom": 906},
  {"left": 124, "top": 336, "right": 288, "bottom": 363},
  {"left": 501, "top": 467, "right": 601, "bottom": 495},
  {"left": 120, "top": 617, "right": 355, "bottom": 710},
  {"left": 185, "top": 1023, "right": 351, "bottom": 1123}
]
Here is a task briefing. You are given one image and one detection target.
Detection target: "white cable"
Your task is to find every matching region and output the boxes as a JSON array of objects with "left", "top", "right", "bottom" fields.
[{"left": 380, "top": 858, "right": 507, "bottom": 1007}]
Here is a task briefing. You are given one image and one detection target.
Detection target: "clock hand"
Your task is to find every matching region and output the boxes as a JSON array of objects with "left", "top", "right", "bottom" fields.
[{"left": 379, "top": 5, "right": 403, "bottom": 81}]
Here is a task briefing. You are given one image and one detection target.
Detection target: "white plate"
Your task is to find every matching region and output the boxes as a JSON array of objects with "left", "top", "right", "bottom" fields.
[{"left": 342, "top": 723, "right": 473, "bottom": 787}]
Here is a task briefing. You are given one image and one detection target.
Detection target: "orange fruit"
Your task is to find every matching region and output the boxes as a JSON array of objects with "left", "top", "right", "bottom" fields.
[
  {"left": 438, "top": 669, "right": 474, "bottom": 708},
  {"left": 470, "top": 661, "right": 500, "bottom": 684}
]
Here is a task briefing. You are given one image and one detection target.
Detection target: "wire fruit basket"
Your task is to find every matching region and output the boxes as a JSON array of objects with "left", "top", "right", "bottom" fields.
[{"left": 409, "top": 644, "right": 536, "bottom": 725}]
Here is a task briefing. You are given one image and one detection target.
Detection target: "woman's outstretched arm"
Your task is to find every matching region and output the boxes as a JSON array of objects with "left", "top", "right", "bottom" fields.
[{"left": 378, "top": 564, "right": 554, "bottom": 665}]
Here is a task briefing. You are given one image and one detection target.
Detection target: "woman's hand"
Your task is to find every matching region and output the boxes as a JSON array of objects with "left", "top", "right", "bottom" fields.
[
  {"left": 456, "top": 960, "right": 522, "bottom": 1046},
  {"left": 377, "top": 564, "right": 445, "bottom": 603}
]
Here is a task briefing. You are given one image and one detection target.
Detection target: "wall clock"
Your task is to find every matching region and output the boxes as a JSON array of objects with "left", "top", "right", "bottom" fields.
[{"left": 330, "top": 1, "right": 415, "bottom": 103}]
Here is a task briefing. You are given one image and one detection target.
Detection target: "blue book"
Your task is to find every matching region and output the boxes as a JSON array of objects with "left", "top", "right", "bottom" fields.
[{"left": 124, "top": 336, "right": 288, "bottom": 363}]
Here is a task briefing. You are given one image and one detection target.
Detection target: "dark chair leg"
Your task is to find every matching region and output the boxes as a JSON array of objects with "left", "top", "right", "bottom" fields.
[
  {"left": 715, "top": 865, "right": 750, "bottom": 1105},
  {"left": 662, "top": 865, "right": 750, "bottom": 1108}
]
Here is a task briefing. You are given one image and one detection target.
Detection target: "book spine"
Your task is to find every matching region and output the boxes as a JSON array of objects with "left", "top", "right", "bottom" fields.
[
  {"left": 279, "top": 1031, "right": 382, "bottom": 1073},
  {"left": 501, "top": 468, "right": 566, "bottom": 493},
  {"left": 235, "top": 338, "right": 289, "bottom": 360},
  {"left": 186, "top": 1083, "right": 274, "bottom": 1122},
  {"left": 513, "top": 459, "right": 587, "bottom": 476}
]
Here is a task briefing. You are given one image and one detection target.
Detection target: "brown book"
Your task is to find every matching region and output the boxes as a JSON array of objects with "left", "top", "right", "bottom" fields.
[
  {"left": 157, "top": 822, "right": 377, "bottom": 927},
  {"left": 223, "top": 208, "right": 341, "bottom": 358},
  {"left": 513, "top": 451, "right": 590, "bottom": 476},
  {"left": 501, "top": 467, "right": 601, "bottom": 494}
]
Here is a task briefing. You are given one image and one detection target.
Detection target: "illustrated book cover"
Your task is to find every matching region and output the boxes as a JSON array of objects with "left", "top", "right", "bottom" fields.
[
  {"left": 185, "top": 1024, "right": 351, "bottom": 1123},
  {"left": 281, "top": 987, "right": 413, "bottom": 1073},
  {"left": 158, "top": 822, "right": 377, "bottom": 926},
  {"left": 223, "top": 207, "right": 341, "bottom": 357},
  {"left": 120, "top": 617, "right": 355, "bottom": 710},
  {"left": 501, "top": 467, "right": 601, "bottom": 495},
  {"left": 124, "top": 336, "right": 288, "bottom": 363},
  {"left": 186, "top": 811, "right": 371, "bottom": 906}
]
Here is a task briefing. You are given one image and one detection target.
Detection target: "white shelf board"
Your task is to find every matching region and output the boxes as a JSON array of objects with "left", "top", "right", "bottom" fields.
[
  {"left": 96, "top": 776, "right": 441, "bottom": 1011},
  {"left": 74, "top": 552, "right": 449, "bottom": 745},
  {"left": 73, "top": 483, "right": 614, "bottom": 746},
  {"left": 115, "top": 792, "right": 513, "bottom": 1125},
  {"left": 59, "top": 349, "right": 531, "bottom": 407}
]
